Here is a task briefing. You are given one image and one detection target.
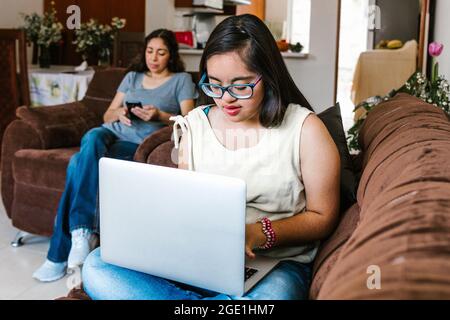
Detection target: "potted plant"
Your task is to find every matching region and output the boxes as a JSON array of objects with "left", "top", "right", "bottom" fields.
[
  {"left": 21, "top": 2, "right": 64, "bottom": 68},
  {"left": 347, "top": 42, "right": 449, "bottom": 153},
  {"left": 73, "top": 17, "right": 126, "bottom": 66}
]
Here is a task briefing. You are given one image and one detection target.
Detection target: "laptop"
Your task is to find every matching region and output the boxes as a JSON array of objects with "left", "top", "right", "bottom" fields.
[{"left": 99, "top": 158, "right": 280, "bottom": 297}]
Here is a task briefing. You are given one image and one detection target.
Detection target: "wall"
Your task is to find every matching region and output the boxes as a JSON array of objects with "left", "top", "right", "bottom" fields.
[
  {"left": 0, "top": 0, "right": 43, "bottom": 63},
  {"left": 0, "top": 0, "right": 43, "bottom": 28},
  {"left": 374, "top": 0, "right": 420, "bottom": 45},
  {"left": 146, "top": 0, "right": 176, "bottom": 34},
  {"left": 265, "top": 0, "right": 287, "bottom": 23},
  {"left": 434, "top": 0, "right": 450, "bottom": 80},
  {"left": 286, "top": 0, "right": 339, "bottom": 112}
]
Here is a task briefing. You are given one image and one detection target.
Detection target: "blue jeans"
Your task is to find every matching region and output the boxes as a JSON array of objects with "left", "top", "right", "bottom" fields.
[
  {"left": 82, "top": 248, "right": 312, "bottom": 300},
  {"left": 47, "top": 127, "right": 139, "bottom": 263}
]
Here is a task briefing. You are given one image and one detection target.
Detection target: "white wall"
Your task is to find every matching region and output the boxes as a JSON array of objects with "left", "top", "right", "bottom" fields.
[
  {"left": 0, "top": 0, "right": 43, "bottom": 28},
  {"left": 265, "top": 0, "right": 288, "bottom": 23},
  {"left": 434, "top": 0, "right": 450, "bottom": 80},
  {"left": 286, "top": 0, "right": 339, "bottom": 112},
  {"left": 146, "top": 0, "right": 176, "bottom": 34},
  {"left": 0, "top": 0, "right": 43, "bottom": 64}
]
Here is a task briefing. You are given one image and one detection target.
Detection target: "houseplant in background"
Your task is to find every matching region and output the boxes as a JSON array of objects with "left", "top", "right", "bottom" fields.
[
  {"left": 21, "top": 1, "right": 64, "bottom": 68},
  {"left": 347, "top": 41, "right": 449, "bottom": 153},
  {"left": 73, "top": 17, "right": 126, "bottom": 66}
]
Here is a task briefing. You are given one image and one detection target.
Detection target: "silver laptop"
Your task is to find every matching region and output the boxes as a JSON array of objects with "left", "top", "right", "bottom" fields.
[{"left": 99, "top": 158, "right": 280, "bottom": 297}]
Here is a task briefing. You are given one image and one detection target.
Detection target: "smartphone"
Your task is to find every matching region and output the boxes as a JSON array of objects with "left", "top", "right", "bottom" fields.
[{"left": 125, "top": 102, "right": 142, "bottom": 120}]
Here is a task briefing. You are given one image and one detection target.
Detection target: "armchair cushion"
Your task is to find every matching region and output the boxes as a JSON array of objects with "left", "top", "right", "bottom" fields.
[
  {"left": 13, "top": 147, "right": 79, "bottom": 191},
  {"left": 16, "top": 102, "right": 98, "bottom": 149}
]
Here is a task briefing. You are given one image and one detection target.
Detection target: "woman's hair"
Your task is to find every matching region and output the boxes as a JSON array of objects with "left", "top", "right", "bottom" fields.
[
  {"left": 128, "top": 29, "right": 185, "bottom": 73},
  {"left": 199, "top": 14, "right": 313, "bottom": 127}
]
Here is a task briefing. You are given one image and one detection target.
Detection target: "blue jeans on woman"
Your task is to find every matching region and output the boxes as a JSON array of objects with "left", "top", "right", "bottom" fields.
[
  {"left": 82, "top": 247, "right": 312, "bottom": 300},
  {"left": 47, "top": 127, "right": 139, "bottom": 263}
]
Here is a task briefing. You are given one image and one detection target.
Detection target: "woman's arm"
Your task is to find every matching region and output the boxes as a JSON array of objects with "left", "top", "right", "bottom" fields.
[
  {"left": 246, "top": 114, "right": 341, "bottom": 258},
  {"left": 132, "top": 99, "right": 195, "bottom": 125},
  {"left": 103, "top": 92, "right": 132, "bottom": 126}
]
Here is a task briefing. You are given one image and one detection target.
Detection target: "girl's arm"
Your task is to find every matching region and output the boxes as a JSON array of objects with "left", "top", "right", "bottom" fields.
[{"left": 246, "top": 113, "right": 341, "bottom": 258}]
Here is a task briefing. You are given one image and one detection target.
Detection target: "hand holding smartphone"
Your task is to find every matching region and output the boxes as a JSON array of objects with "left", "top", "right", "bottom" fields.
[{"left": 125, "top": 102, "right": 143, "bottom": 120}]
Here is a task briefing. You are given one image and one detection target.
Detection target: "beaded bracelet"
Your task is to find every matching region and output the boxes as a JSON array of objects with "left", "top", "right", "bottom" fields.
[{"left": 258, "top": 217, "right": 276, "bottom": 250}]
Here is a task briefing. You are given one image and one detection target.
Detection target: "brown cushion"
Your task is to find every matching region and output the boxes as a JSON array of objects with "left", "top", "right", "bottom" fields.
[
  {"left": 317, "top": 182, "right": 450, "bottom": 299},
  {"left": 147, "top": 141, "right": 177, "bottom": 168},
  {"left": 309, "top": 203, "right": 360, "bottom": 299},
  {"left": 16, "top": 103, "right": 97, "bottom": 149},
  {"left": 12, "top": 147, "right": 79, "bottom": 190},
  {"left": 134, "top": 126, "right": 174, "bottom": 164},
  {"left": 317, "top": 94, "right": 450, "bottom": 299},
  {"left": 82, "top": 68, "right": 127, "bottom": 122}
]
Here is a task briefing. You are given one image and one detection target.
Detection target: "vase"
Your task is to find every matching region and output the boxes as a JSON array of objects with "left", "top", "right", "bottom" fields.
[
  {"left": 97, "top": 48, "right": 111, "bottom": 67},
  {"left": 39, "top": 45, "right": 51, "bottom": 69}
]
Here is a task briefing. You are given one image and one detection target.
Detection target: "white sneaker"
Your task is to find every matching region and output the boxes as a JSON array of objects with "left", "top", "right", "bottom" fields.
[
  {"left": 67, "top": 228, "right": 97, "bottom": 269},
  {"left": 32, "top": 260, "right": 67, "bottom": 282}
]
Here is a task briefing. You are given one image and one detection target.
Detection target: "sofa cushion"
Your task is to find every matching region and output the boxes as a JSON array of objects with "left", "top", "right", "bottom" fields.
[
  {"left": 16, "top": 103, "right": 98, "bottom": 149},
  {"left": 357, "top": 93, "right": 450, "bottom": 214},
  {"left": 82, "top": 68, "right": 127, "bottom": 122},
  {"left": 316, "top": 94, "right": 450, "bottom": 299},
  {"left": 12, "top": 147, "right": 79, "bottom": 191},
  {"left": 309, "top": 203, "right": 360, "bottom": 299},
  {"left": 317, "top": 182, "right": 450, "bottom": 299}
]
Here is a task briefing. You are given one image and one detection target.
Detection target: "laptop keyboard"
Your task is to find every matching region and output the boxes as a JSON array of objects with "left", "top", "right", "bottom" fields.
[{"left": 245, "top": 267, "right": 258, "bottom": 281}]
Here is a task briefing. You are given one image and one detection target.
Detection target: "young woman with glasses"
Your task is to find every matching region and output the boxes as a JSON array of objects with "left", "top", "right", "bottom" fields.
[{"left": 81, "top": 14, "right": 340, "bottom": 300}]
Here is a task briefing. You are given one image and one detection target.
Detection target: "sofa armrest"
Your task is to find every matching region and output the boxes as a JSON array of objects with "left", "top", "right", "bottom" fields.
[
  {"left": 16, "top": 102, "right": 99, "bottom": 149},
  {"left": 134, "top": 126, "right": 176, "bottom": 167},
  {"left": 1, "top": 120, "right": 42, "bottom": 217}
]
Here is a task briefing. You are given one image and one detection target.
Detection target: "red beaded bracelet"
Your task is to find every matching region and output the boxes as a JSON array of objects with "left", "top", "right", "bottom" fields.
[{"left": 258, "top": 217, "right": 276, "bottom": 250}]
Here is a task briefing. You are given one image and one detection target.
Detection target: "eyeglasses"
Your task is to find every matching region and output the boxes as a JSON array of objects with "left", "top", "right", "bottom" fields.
[{"left": 198, "top": 73, "right": 262, "bottom": 100}]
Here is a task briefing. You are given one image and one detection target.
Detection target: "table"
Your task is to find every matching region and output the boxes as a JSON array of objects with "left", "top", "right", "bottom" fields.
[
  {"left": 351, "top": 40, "right": 418, "bottom": 121},
  {"left": 28, "top": 65, "right": 95, "bottom": 107}
]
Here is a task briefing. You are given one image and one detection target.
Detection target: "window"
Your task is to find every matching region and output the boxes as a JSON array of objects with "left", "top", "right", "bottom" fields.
[{"left": 287, "top": 0, "right": 311, "bottom": 53}]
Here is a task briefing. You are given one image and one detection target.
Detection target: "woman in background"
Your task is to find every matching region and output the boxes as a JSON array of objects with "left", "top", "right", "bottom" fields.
[{"left": 33, "top": 29, "right": 196, "bottom": 282}]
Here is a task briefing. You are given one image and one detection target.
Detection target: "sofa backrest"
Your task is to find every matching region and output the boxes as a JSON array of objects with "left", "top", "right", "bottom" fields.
[
  {"left": 314, "top": 93, "right": 450, "bottom": 299},
  {"left": 82, "top": 67, "right": 128, "bottom": 125}
]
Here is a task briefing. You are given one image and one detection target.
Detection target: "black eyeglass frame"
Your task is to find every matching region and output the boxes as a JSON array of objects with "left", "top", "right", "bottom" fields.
[{"left": 198, "top": 73, "right": 263, "bottom": 100}]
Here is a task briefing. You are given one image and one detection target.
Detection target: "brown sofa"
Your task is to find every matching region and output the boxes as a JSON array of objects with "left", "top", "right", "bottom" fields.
[{"left": 61, "top": 93, "right": 450, "bottom": 300}]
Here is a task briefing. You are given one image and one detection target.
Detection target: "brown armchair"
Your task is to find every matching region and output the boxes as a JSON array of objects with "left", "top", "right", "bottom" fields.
[{"left": 0, "top": 67, "right": 180, "bottom": 246}]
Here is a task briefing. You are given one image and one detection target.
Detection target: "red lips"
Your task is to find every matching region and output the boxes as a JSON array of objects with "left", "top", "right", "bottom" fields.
[{"left": 223, "top": 105, "right": 241, "bottom": 116}]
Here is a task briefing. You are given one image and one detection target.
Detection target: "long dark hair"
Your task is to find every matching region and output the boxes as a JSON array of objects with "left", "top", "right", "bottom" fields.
[
  {"left": 199, "top": 14, "right": 313, "bottom": 127},
  {"left": 128, "top": 29, "right": 185, "bottom": 73}
]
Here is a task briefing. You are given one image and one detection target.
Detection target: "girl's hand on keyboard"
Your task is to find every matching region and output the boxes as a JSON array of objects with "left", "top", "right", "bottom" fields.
[{"left": 245, "top": 223, "right": 266, "bottom": 259}]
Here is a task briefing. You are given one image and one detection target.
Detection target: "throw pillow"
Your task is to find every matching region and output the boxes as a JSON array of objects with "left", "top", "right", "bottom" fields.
[{"left": 317, "top": 103, "right": 357, "bottom": 213}]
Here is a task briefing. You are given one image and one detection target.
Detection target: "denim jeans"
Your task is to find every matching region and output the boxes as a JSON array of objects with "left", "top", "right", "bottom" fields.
[
  {"left": 82, "top": 247, "right": 312, "bottom": 300},
  {"left": 47, "top": 127, "right": 139, "bottom": 263}
]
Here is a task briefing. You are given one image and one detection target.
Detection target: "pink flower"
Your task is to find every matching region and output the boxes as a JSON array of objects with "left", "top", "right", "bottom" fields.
[{"left": 429, "top": 42, "right": 444, "bottom": 57}]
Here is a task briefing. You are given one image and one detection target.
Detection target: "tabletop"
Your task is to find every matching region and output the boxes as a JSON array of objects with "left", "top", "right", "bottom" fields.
[{"left": 28, "top": 65, "right": 95, "bottom": 107}]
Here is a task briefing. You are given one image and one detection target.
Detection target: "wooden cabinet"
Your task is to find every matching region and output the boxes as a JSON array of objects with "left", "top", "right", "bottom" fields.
[
  {"left": 43, "top": 0, "right": 145, "bottom": 65},
  {"left": 44, "top": 0, "right": 145, "bottom": 32},
  {"left": 175, "top": 0, "right": 194, "bottom": 7},
  {"left": 236, "top": 0, "right": 265, "bottom": 20}
]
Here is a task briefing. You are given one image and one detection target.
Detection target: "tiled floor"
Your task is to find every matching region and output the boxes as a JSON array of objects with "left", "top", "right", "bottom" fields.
[{"left": 0, "top": 183, "right": 72, "bottom": 300}]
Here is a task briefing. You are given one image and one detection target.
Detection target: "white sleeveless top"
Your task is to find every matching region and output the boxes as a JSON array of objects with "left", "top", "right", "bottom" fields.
[{"left": 171, "top": 104, "right": 319, "bottom": 263}]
